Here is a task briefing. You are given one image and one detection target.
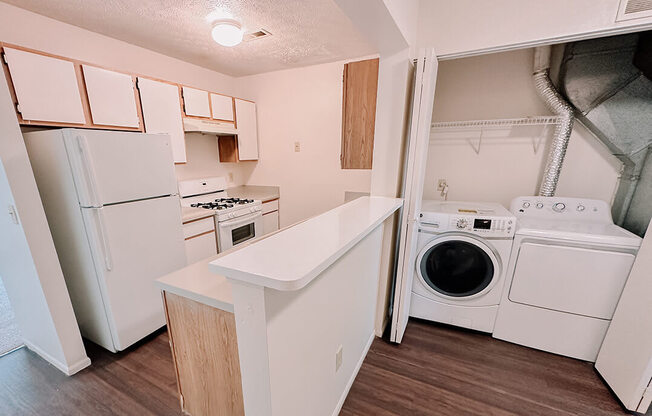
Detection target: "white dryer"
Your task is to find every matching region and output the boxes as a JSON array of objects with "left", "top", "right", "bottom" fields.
[
  {"left": 493, "top": 196, "right": 642, "bottom": 362},
  {"left": 410, "top": 201, "right": 516, "bottom": 333}
]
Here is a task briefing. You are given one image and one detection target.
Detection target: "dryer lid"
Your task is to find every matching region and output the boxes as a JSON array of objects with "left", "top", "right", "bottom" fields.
[{"left": 516, "top": 218, "right": 642, "bottom": 248}]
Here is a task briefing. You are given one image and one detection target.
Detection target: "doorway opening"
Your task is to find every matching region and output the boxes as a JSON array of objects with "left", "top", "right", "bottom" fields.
[{"left": 0, "top": 275, "right": 22, "bottom": 356}]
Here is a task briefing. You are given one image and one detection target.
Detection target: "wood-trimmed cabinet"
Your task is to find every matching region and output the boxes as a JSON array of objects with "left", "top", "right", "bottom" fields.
[
  {"left": 217, "top": 99, "right": 259, "bottom": 162},
  {"left": 1, "top": 44, "right": 143, "bottom": 131},
  {"left": 137, "top": 77, "right": 187, "bottom": 163},
  {"left": 1, "top": 42, "right": 260, "bottom": 165},
  {"left": 182, "top": 215, "right": 218, "bottom": 264},
  {"left": 262, "top": 198, "right": 279, "bottom": 235},
  {"left": 341, "top": 58, "right": 379, "bottom": 170}
]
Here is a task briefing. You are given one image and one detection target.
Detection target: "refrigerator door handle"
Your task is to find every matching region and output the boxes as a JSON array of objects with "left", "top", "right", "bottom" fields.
[
  {"left": 94, "top": 208, "right": 113, "bottom": 271},
  {"left": 76, "top": 134, "right": 102, "bottom": 208}
]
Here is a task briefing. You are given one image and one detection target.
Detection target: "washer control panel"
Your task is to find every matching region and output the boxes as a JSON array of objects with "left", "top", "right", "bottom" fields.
[
  {"left": 511, "top": 196, "right": 611, "bottom": 221},
  {"left": 450, "top": 215, "right": 515, "bottom": 237},
  {"left": 419, "top": 211, "right": 515, "bottom": 237}
]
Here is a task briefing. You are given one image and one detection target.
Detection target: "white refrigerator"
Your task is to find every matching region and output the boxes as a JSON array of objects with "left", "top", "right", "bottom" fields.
[{"left": 24, "top": 128, "right": 187, "bottom": 352}]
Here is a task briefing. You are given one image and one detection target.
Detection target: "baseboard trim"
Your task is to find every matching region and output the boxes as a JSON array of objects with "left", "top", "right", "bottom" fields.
[
  {"left": 332, "top": 332, "right": 376, "bottom": 416},
  {"left": 23, "top": 339, "right": 91, "bottom": 376}
]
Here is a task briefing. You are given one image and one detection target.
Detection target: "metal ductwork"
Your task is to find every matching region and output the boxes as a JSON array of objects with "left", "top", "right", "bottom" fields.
[
  {"left": 533, "top": 46, "right": 575, "bottom": 197},
  {"left": 556, "top": 32, "right": 652, "bottom": 236}
]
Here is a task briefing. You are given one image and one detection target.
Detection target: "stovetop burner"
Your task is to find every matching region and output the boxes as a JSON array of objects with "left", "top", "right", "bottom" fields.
[
  {"left": 189, "top": 197, "right": 255, "bottom": 211},
  {"left": 215, "top": 197, "right": 255, "bottom": 205},
  {"left": 190, "top": 202, "right": 234, "bottom": 210}
]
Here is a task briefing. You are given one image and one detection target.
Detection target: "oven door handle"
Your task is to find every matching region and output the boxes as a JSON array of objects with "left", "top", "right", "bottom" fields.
[{"left": 220, "top": 212, "right": 261, "bottom": 228}]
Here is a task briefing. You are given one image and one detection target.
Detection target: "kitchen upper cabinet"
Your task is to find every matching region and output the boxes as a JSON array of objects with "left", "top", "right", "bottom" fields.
[
  {"left": 211, "top": 93, "right": 234, "bottom": 122},
  {"left": 82, "top": 65, "right": 140, "bottom": 128},
  {"left": 182, "top": 86, "right": 211, "bottom": 118},
  {"left": 138, "top": 77, "right": 186, "bottom": 163},
  {"left": 234, "top": 99, "right": 259, "bottom": 160},
  {"left": 3, "top": 47, "right": 86, "bottom": 124},
  {"left": 341, "top": 58, "right": 379, "bottom": 169}
]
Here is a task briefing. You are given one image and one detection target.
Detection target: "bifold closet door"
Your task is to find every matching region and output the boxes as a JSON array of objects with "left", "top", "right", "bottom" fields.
[
  {"left": 595, "top": 221, "right": 652, "bottom": 413},
  {"left": 390, "top": 49, "right": 439, "bottom": 344}
]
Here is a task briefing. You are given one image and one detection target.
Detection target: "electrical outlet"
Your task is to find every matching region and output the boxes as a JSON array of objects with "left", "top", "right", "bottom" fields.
[
  {"left": 437, "top": 179, "right": 447, "bottom": 191},
  {"left": 227, "top": 172, "right": 234, "bottom": 182},
  {"left": 335, "top": 345, "right": 343, "bottom": 372},
  {"left": 294, "top": 141, "right": 301, "bottom": 152}
]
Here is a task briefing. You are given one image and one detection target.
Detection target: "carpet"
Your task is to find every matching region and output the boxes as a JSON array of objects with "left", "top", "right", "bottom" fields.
[{"left": 0, "top": 277, "right": 22, "bottom": 356}]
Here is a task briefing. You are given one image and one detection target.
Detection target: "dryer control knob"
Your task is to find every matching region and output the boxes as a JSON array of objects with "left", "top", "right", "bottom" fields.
[
  {"left": 552, "top": 202, "right": 566, "bottom": 212},
  {"left": 577, "top": 204, "right": 585, "bottom": 212},
  {"left": 456, "top": 218, "right": 468, "bottom": 229},
  {"left": 522, "top": 202, "right": 531, "bottom": 208},
  {"left": 536, "top": 203, "right": 544, "bottom": 209}
]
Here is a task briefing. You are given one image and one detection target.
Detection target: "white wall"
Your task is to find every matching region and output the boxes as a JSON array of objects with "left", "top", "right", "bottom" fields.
[
  {"left": 175, "top": 133, "right": 255, "bottom": 186},
  {"left": 418, "top": 0, "right": 652, "bottom": 58},
  {"left": 231, "top": 225, "right": 384, "bottom": 416},
  {"left": 0, "top": 2, "right": 250, "bottom": 184},
  {"left": 423, "top": 49, "right": 622, "bottom": 207},
  {"left": 236, "top": 60, "right": 373, "bottom": 227},
  {"left": 0, "top": 75, "right": 89, "bottom": 375}
]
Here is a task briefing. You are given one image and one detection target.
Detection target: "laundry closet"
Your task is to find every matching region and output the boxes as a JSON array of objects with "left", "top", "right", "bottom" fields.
[{"left": 391, "top": 30, "right": 652, "bottom": 414}]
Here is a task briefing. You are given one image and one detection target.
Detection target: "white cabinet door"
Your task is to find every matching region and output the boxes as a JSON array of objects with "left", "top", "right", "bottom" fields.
[
  {"left": 182, "top": 86, "right": 211, "bottom": 118},
  {"left": 234, "top": 99, "right": 259, "bottom": 160},
  {"left": 262, "top": 211, "right": 279, "bottom": 235},
  {"left": 4, "top": 47, "right": 85, "bottom": 124},
  {"left": 138, "top": 78, "right": 186, "bottom": 163},
  {"left": 210, "top": 93, "right": 234, "bottom": 121},
  {"left": 82, "top": 65, "right": 140, "bottom": 128},
  {"left": 185, "top": 232, "right": 218, "bottom": 264}
]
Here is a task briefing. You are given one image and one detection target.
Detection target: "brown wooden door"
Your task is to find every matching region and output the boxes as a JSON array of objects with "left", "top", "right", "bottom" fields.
[{"left": 341, "top": 58, "right": 379, "bottom": 169}]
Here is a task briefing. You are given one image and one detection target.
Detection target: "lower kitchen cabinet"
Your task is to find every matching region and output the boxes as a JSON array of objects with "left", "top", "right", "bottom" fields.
[
  {"left": 263, "top": 210, "right": 279, "bottom": 235},
  {"left": 162, "top": 291, "right": 244, "bottom": 416},
  {"left": 184, "top": 232, "right": 217, "bottom": 264},
  {"left": 183, "top": 215, "right": 217, "bottom": 263},
  {"left": 262, "top": 198, "right": 280, "bottom": 235}
]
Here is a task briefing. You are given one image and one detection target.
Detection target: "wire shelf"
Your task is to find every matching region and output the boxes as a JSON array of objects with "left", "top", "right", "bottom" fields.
[
  {"left": 431, "top": 116, "right": 561, "bottom": 130},
  {"left": 430, "top": 116, "right": 561, "bottom": 154}
]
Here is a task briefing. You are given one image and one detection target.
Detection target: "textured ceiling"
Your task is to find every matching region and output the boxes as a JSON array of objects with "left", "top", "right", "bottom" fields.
[{"left": 2, "top": 0, "right": 376, "bottom": 76}]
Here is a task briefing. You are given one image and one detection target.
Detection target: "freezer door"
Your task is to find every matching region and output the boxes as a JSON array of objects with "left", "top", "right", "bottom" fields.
[
  {"left": 63, "top": 129, "right": 178, "bottom": 207},
  {"left": 82, "top": 195, "right": 186, "bottom": 350}
]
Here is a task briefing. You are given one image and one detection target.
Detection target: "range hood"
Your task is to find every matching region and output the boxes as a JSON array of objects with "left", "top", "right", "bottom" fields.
[{"left": 183, "top": 118, "right": 238, "bottom": 135}]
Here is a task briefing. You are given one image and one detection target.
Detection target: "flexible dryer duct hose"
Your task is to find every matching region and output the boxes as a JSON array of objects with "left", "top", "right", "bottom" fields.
[{"left": 533, "top": 46, "right": 575, "bottom": 196}]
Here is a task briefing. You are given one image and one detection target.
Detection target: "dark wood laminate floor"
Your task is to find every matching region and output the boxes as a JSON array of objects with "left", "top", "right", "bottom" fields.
[
  {"left": 341, "top": 319, "right": 637, "bottom": 416},
  {"left": 0, "top": 321, "right": 641, "bottom": 416},
  {"left": 0, "top": 329, "right": 182, "bottom": 416}
]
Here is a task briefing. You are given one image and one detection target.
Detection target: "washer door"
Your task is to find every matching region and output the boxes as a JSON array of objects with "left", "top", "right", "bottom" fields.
[{"left": 417, "top": 234, "right": 501, "bottom": 300}]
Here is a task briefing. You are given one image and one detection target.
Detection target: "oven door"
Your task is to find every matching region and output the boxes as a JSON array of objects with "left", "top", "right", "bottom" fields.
[{"left": 217, "top": 212, "right": 263, "bottom": 252}]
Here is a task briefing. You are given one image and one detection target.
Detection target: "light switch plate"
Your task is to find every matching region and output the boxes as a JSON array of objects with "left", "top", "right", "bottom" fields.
[{"left": 335, "top": 345, "right": 343, "bottom": 371}]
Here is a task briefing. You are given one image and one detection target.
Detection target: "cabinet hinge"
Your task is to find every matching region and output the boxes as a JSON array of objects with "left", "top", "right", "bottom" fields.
[{"left": 2, "top": 52, "right": 8, "bottom": 65}]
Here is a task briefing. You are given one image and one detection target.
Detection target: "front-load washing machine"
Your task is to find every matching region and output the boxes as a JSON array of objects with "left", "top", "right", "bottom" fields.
[
  {"left": 493, "top": 196, "right": 642, "bottom": 362},
  {"left": 410, "top": 200, "right": 516, "bottom": 333}
]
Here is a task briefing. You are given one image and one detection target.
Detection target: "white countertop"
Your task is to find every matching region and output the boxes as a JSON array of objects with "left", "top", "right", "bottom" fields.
[
  {"left": 227, "top": 185, "right": 279, "bottom": 202},
  {"left": 209, "top": 196, "right": 403, "bottom": 291},
  {"left": 156, "top": 256, "right": 233, "bottom": 312},
  {"left": 181, "top": 206, "right": 215, "bottom": 223}
]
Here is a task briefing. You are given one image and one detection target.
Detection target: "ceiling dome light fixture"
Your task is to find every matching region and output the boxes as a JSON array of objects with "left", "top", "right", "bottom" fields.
[{"left": 211, "top": 19, "right": 244, "bottom": 47}]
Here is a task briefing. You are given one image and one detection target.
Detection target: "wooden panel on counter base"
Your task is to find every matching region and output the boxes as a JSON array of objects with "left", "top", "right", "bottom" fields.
[
  {"left": 341, "top": 58, "right": 379, "bottom": 170},
  {"left": 163, "top": 291, "right": 244, "bottom": 416}
]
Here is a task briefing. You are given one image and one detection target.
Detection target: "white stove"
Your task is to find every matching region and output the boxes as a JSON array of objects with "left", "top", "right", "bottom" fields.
[{"left": 179, "top": 177, "right": 263, "bottom": 251}]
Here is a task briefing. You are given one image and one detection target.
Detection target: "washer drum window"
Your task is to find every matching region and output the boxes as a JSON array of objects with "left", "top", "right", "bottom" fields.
[{"left": 418, "top": 236, "right": 498, "bottom": 298}]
